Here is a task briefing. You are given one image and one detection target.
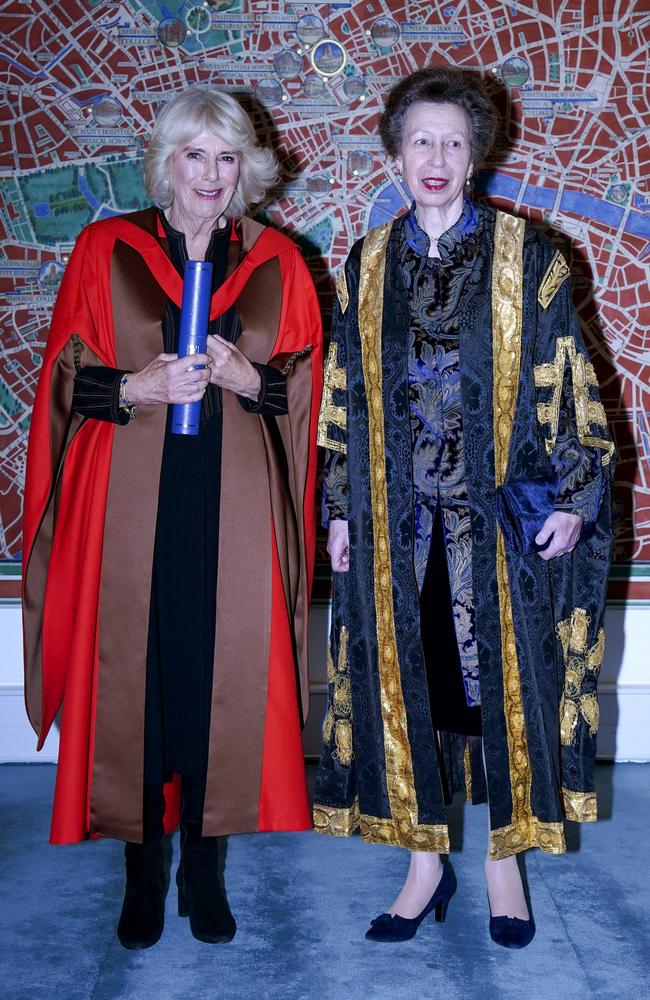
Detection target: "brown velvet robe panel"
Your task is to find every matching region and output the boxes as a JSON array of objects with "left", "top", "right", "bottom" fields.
[{"left": 91, "top": 241, "right": 168, "bottom": 839}]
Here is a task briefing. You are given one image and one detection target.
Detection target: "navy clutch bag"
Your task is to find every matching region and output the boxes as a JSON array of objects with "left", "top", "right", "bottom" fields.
[{"left": 496, "top": 477, "right": 556, "bottom": 555}]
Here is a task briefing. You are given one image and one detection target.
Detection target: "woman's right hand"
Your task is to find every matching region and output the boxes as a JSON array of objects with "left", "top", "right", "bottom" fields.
[
  {"left": 327, "top": 519, "right": 349, "bottom": 573},
  {"left": 125, "top": 353, "right": 211, "bottom": 406}
]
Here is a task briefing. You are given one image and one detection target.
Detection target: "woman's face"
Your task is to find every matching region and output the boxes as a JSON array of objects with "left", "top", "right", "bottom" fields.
[
  {"left": 169, "top": 130, "right": 241, "bottom": 227},
  {"left": 396, "top": 102, "right": 472, "bottom": 215}
]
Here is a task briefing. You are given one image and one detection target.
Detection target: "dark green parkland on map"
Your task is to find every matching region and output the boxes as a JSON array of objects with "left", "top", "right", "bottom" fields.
[{"left": 18, "top": 160, "right": 148, "bottom": 244}]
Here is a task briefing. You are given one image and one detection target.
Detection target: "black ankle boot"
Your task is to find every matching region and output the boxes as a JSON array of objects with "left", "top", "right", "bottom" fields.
[
  {"left": 117, "top": 784, "right": 169, "bottom": 950},
  {"left": 177, "top": 775, "right": 236, "bottom": 944}
]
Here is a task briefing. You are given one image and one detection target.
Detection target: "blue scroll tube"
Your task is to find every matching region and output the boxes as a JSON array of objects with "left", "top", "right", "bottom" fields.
[{"left": 171, "top": 260, "right": 213, "bottom": 436}]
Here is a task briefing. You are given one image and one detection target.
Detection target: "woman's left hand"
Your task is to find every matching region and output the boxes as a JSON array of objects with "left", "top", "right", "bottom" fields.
[
  {"left": 535, "top": 511, "right": 583, "bottom": 560},
  {"left": 206, "top": 334, "right": 262, "bottom": 400}
]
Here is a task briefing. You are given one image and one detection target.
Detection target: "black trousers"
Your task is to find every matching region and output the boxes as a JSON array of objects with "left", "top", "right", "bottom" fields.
[{"left": 420, "top": 508, "right": 482, "bottom": 738}]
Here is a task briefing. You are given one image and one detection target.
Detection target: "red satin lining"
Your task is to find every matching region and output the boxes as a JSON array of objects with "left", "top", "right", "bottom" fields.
[{"left": 258, "top": 528, "right": 311, "bottom": 831}]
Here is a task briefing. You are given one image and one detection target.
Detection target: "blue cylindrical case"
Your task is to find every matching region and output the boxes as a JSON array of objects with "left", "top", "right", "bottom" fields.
[{"left": 171, "top": 260, "right": 213, "bottom": 436}]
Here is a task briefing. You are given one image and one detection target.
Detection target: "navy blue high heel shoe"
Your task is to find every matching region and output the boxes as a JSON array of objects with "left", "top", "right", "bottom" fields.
[
  {"left": 488, "top": 896, "right": 535, "bottom": 949},
  {"left": 365, "top": 864, "right": 456, "bottom": 942}
]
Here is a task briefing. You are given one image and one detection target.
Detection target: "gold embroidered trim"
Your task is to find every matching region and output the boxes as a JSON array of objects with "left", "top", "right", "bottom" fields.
[
  {"left": 359, "top": 815, "right": 449, "bottom": 852},
  {"left": 359, "top": 222, "right": 444, "bottom": 848},
  {"left": 463, "top": 742, "right": 472, "bottom": 803},
  {"left": 317, "top": 340, "right": 347, "bottom": 453},
  {"left": 322, "top": 626, "right": 354, "bottom": 765},
  {"left": 336, "top": 265, "right": 349, "bottom": 314},
  {"left": 313, "top": 799, "right": 360, "bottom": 837},
  {"left": 533, "top": 336, "right": 614, "bottom": 466},
  {"left": 489, "top": 819, "right": 566, "bottom": 860},
  {"left": 492, "top": 211, "right": 536, "bottom": 852},
  {"left": 326, "top": 644, "right": 335, "bottom": 683},
  {"left": 313, "top": 801, "right": 449, "bottom": 850},
  {"left": 557, "top": 608, "right": 604, "bottom": 746},
  {"left": 537, "top": 249, "right": 570, "bottom": 309},
  {"left": 562, "top": 787, "right": 597, "bottom": 823}
]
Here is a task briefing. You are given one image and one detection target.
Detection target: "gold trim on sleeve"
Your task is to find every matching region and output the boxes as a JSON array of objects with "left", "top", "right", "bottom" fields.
[
  {"left": 537, "top": 249, "right": 570, "bottom": 309},
  {"left": 533, "top": 336, "right": 614, "bottom": 466},
  {"left": 317, "top": 340, "right": 347, "bottom": 453},
  {"left": 336, "top": 265, "right": 349, "bottom": 314},
  {"left": 562, "top": 787, "right": 597, "bottom": 823},
  {"left": 357, "top": 222, "right": 449, "bottom": 854}
]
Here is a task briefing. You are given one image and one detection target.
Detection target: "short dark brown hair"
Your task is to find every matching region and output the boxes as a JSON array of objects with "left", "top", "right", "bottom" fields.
[{"left": 378, "top": 67, "right": 497, "bottom": 168}]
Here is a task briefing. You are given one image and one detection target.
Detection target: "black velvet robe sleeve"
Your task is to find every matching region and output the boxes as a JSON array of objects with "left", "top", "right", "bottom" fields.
[
  {"left": 533, "top": 238, "right": 613, "bottom": 522},
  {"left": 72, "top": 365, "right": 132, "bottom": 425},
  {"left": 237, "top": 362, "right": 288, "bottom": 415}
]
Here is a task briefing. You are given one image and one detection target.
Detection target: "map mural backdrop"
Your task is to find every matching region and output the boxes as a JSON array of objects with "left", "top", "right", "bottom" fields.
[{"left": 1, "top": 1, "right": 649, "bottom": 593}]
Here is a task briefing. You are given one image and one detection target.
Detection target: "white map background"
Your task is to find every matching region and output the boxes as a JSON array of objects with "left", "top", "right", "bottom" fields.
[{"left": 1, "top": 0, "right": 649, "bottom": 571}]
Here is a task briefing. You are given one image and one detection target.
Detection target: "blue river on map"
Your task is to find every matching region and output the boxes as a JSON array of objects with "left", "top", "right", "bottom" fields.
[{"left": 368, "top": 172, "right": 650, "bottom": 240}]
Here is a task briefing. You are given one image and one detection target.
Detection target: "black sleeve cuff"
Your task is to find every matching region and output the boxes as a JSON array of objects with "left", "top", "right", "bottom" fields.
[
  {"left": 72, "top": 366, "right": 132, "bottom": 425},
  {"left": 238, "top": 362, "right": 288, "bottom": 415}
]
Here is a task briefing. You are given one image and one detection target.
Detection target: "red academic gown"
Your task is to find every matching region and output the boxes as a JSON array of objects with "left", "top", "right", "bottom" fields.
[{"left": 22, "top": 209, "right": 323, "bottom": 843}]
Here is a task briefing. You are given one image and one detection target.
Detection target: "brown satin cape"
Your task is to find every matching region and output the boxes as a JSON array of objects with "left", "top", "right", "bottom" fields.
[{"left": 22, "top": 207, "right": 323, "bottom": 843}]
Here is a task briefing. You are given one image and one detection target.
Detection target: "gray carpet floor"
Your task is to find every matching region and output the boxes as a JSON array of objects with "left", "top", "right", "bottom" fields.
[{"left": 1, "top": 763, "right": 649, "bottom": 1000}]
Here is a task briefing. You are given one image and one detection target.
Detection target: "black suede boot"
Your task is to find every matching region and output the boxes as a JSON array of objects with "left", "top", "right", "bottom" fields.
[
  {"left": 117, "top": 783, "right": 169, "bottom": 950},
  {"left": 177, "top": 775, "right": 236, "bottom": 943}
]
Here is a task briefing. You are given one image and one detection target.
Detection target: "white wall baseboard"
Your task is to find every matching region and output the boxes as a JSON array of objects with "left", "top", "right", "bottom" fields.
[{"left": 2, "top": 602, "right": 649, "bottom": 763}]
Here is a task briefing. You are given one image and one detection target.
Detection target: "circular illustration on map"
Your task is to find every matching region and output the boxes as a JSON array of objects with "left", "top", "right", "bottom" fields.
[
  {"left": 273, "top": 49, "right": 303, "bottom": 79},
  {"left": 348, "top": 151, "right": 373, "bottom": 177},
  {"left": 38, "top": 260, "right": 65, "bottom": 288},
  {"left": 310, "top": 39, "right": 347, "bottom": 78},
  {"left": 92, "top": 97, "right": 122, "bottom": 127},
  {"left": 186, "top": 6, "right": 211, "bottom": 34},
  {"left": 370, "top": 17, "right": 400, "bottom": 49},
  {"left": 303, "top": 75, "right": 325, "bottom": 99},
  {"left": 501, "top": 56, "right": 530, "bottom": 88},
  {"left": 254, "top": 78, "right": 284, "bottom": 106},
  {"left": 157, "top": 17, "right": 187, "bottom": 48},
  {"left": 307, "top": 176, "right": 330, "bottom": 197},
  {"left": 607, "top": 182, "right": 631, "bottom": 205},
  {"left": 343, "top": 76, "right": 365, "bottom": 101},
  {"left": 296, "top": 14, "right": 324, "bottom": 46}
]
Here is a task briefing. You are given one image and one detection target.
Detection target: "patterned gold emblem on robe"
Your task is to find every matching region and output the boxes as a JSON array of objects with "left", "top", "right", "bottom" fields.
[{"left": 538, "top": 249, "right": 570, "bottom": 309}]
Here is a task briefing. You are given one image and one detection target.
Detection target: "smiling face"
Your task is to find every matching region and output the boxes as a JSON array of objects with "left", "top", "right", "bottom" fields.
[
  {"left": 168, "top": 129, "right": 241, "bottom": 229},
  {"left": 396, "top": 101, "right": 473, "bottom": 219}
]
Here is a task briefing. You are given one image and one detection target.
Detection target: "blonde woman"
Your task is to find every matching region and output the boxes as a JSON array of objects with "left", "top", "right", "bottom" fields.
[{"left": 23, "top": 87, "right": 322, "bottom": 949}]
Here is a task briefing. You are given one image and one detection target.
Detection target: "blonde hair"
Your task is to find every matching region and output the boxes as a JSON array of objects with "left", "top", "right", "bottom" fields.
[{"left": 144, "top": 87, "right": 278, "bottom": 217}]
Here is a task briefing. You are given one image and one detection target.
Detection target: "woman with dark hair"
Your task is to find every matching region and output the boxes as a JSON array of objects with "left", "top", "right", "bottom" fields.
[
  {"left": 313, "top": 67, "right": 613, "bottom": 948},
  {"left": 23, "top": 87, "right": 322, "bottom": 949}
]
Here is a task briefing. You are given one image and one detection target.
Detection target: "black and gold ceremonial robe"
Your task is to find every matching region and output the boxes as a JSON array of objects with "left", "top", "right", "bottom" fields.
[{"left": 313, "top": 204, "right": 614, "bottom": 859}]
